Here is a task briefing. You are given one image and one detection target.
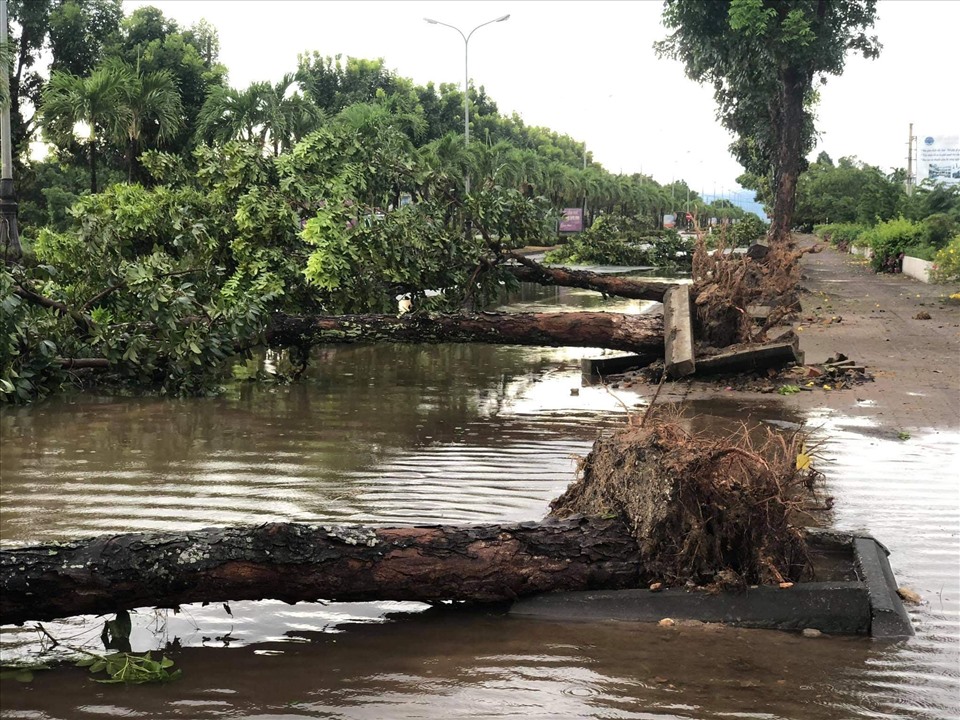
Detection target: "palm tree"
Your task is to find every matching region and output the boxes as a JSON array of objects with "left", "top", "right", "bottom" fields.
[
  {"left": 262, "top": 73, "right": 325, "bottom": 156},
  {"left": 41, "top": 65, "right": 127, "bottom": 193},
  {"left": 106, "top": 59, "right": 183, "bottom": 181},
  {"left": 196, "top": 82, "right": 271, "bottom": 148}
]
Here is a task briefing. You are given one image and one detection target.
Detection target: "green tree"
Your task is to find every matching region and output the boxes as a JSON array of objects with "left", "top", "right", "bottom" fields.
[
  {"left": 196, "top": 82, "right": 270, "bottom": 147},
  {"left": 657, "top": 0, "right": 880, "bottom": 242},
  {"left": 793, "top": 155, "right": 903, "bottom": 229},
  {"left": 261, "top": 73, "right": 325, "bottom": 156},
  {"left": 107, "top": 58, "right": 183, "bottom": 181},
  {"left": 110, "top": 6, "right": 227, "bottom": 156},
  {"left": 48, "top": 0, "right": 123, "bottom": 76},
  {"left": 7, "top": 0, "right": 123, "bottom": 163},
  {"left": 296, "top": 54, "right": 401, "bottom": 113},
  {"left": 40, "top": 63, "right": 127, "bottom": 192}
]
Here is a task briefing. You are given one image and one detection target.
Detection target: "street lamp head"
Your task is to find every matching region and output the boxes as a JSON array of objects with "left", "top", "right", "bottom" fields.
[
  {"left": 424, "top": 17, "right": 439, "bottom": 24},
  {"left": 495, "top": 14, "right": 510, "bottom": 22}
]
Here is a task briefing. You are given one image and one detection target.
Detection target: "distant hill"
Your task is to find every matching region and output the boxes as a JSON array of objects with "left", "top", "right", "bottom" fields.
[{"left": 702, "top": 189, "right": 768, "bottom": 220}]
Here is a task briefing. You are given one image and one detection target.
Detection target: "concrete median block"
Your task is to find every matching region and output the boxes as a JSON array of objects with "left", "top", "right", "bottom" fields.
[{"left": 664, "top": 285, "right": 695, "bottom": 378}]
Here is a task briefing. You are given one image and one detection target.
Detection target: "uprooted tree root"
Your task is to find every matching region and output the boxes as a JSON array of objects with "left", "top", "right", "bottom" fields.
[
  {"left": 691, "top": 236, "right": 819, "bottom": 349},
  {"left": 550, "top": 411, "right": 819, "bottom": 588}
]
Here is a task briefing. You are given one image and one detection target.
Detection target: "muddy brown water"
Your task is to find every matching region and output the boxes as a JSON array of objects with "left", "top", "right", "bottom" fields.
[{"left": 1, "top": 283, "right": 957, "bottom": 720}]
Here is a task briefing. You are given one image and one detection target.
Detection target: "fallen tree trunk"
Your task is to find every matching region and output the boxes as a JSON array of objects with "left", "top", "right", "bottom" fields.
[
  {"left": 265, "top": 311, "right": 664, "bottom": 355},
  {"left": 504, "top": 252, "right": 675, "bottom": 301},
  {"left": 0, "top": 519, "right": 642, "bottom": 625}
]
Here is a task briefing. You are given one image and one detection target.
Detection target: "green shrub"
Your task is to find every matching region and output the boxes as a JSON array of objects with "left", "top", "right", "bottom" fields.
[
  {"left": 930, "top": 235, "right": 960, "bottom": 283},
  {"left": 729, "top": 215, "right": 767, "bottom": 247},
  {"left": 902, "top": 243, "right": 937, "bottom": 262},
  {"left": 647, "top": 229, "right": 692, "bottom": 268},
  {"left": 862, "top": 217, "right": 923, "bottom": 273},
  {"left": 546, "top": 217, "right": 692, "bottom": 268},
  {"left": 814, "top": 222, "right": 868, "bottom": 249},
  {"left": 546, "top": 215, "right": 651, "bottom": 266},
  {"left": 921, "top": 213, "right": 956, "bottom": 249}
]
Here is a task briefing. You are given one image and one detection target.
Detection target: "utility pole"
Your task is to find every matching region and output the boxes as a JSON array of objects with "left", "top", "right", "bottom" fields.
[
  {"left": 905, "top": 122, "right": 916, "bottom": 196},
  {"left": 0, "top": 0, "right": 21, "bottom": 261}
]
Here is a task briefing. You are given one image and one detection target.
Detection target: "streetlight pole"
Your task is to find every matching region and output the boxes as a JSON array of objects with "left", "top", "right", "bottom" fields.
[
  {"left": 424, "top": 13, "right": 509, "bottom": 195},
  {"left": 0, "top": 0, "right": 21, "bottom": 261}
]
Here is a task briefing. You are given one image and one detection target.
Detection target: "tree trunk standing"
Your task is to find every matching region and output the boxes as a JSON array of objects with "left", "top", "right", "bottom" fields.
[
  {"left": 265, "top": 311, "right": 664, "bottom": 356},
  {"left": 126, "top": 135, "right": 138, "bottom": 183},
  {"left": 0, "top": 519, "right": 642, "bottom": 625},
  {"left": 768, "top": 66, "right": 807, "bottom": 244},
  {"left": 89, "top": 139, "right": 98, "bottom": 194}
]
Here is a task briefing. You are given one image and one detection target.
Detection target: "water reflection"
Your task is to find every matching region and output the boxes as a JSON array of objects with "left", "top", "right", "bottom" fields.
[{"left": 1, "top": 282, "right": 957, "bottom": 720}]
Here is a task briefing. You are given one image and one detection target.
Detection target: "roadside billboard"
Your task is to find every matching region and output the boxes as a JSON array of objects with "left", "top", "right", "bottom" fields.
[
  {"left": 559, "top": 207, "right": 584, "bottom": 233},
  {"left": 917, "top": 134, "right": 960, "bottom": 187},
  {"left": 663, "top": 213, "right": 676, "bottom": 228}
]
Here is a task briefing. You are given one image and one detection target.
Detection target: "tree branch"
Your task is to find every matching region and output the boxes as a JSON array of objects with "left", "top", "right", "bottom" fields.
[{"left": 14, "top": 284, "right": 94, "bottom": 334}]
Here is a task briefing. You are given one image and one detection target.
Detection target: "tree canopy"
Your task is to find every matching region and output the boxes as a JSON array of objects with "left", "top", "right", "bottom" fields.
[{"left": 657, "top": 0, "right": 880, "bottom": 241}]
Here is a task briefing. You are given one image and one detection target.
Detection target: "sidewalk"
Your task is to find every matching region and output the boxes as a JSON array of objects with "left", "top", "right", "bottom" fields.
[
  {"left": 670, "top": 237, "right": 960, "bottom": 433},
  {"left": 789, "top": 237, "right": 959, "bottom": 431}
]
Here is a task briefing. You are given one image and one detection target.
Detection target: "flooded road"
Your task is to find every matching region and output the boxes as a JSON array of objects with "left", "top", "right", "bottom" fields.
[{"left": 1, "top": 283, "right": 957, "bottom": 719}]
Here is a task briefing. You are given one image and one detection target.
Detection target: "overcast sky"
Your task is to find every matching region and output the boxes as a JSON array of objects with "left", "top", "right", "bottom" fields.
[{"left": 124, "top": 0, "right": 959, "bottom": 199}]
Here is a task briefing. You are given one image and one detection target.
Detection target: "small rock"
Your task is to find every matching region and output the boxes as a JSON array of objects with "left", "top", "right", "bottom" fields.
[
  {"left": 654, "top": 676, "right": 669, "bottom": 684},
  {"left": 914, "top": 311, "right": 931, "bottom": 320},
  {"left": 779, "top": 582, "right": 794, "bottom": 589},
  {"left": 649, "top": 582, "right": 663, "bottom": 592},
  {"left": 802, "top": 628, "right": 822, "bottom": 638},
  {"left": 658, "top": 618, "right": 675, "bottom": 627},
  {"left": 897, "top": 587, "right": 923, "bottom": 605},
  {"left": 570, "top": 388, "right": 579, "bottom": 396}
]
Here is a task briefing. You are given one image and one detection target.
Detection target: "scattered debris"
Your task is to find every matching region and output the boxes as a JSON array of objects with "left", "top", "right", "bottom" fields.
[{"left": 897, "top": 587, "right": 923, "bottom": 605}]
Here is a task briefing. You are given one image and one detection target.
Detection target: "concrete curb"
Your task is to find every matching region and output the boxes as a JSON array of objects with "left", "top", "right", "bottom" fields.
[
  {"left": 510, "top": 530, "right": 913, "bottom": 639},
  {"left": 902, "top": 255, "right": 934, "bottom": 283}
]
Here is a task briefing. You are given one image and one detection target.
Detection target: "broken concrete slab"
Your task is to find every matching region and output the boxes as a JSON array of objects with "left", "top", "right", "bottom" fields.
[
  {"left": 581, "top": 353, "right": 658, "bottom": 378},
  {"left": 695, "top": 337, "right": 804, "bottom": 375}
]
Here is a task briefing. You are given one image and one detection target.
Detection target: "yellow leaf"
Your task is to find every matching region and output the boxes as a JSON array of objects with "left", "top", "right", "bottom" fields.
[{"left": 796, "top": 452, "right": 812, "bottom": 470}]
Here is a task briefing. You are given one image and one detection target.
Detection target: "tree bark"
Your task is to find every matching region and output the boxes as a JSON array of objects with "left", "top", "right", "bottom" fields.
[
  {"left": 0, "top": 519, "right": 642, "bottom": 625},
  {"left": 89, "top": 140, "right": 98, "bottom": 195},
  {"left": 504, "top": 252, "right": 674, "bottom": 301},
  {"left": 265, "top": 311, "right": 664, "bottom": 355},
  {"left": 768, "top": 66, "right": 807, "bottom": 244}
]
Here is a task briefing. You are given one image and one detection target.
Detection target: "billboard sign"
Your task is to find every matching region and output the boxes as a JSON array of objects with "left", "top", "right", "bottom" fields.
[
  {"left": 559, "top": 207, "right": 584, "bottom": 233},
  {"left": 663, "top": 213, "right": 676, "bottom": 228},
  {"left": 917, "top": 134, "right": 960, "bottom": 187}
]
